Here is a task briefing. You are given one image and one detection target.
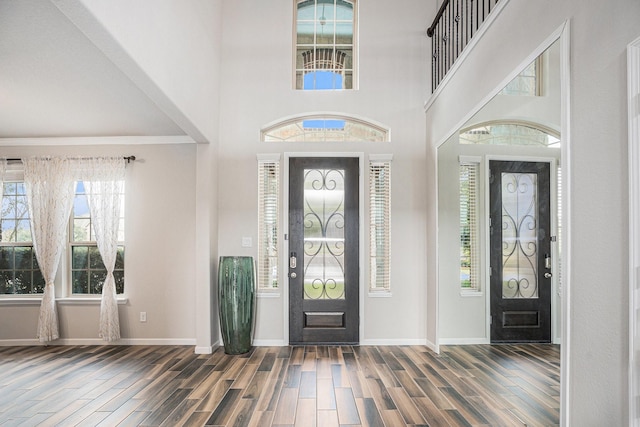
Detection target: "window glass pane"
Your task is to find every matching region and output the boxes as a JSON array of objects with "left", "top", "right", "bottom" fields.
[
  {"left": 73, "top": 218, "right": 91, "bottom": 242},
  {"left": 1, "top": 193, "right": 14, "bottom": 220},
  {"left": 0, "top": 271, "right": 12, "bottom": 294},
  {"left": 335, "top": 23, "right": 353, "bottom": 44},
  {"left": 33, "top": 271, "right": 44, "bottom": 293},
  {"left": 3, "top": 182, "right": 16, "bottom": 196},
  {"left": 297, "top": 0, "right": 315, "bottom": 20},
  {"left": 336, "top": 0, "right": 353, "bottom": 20},
  {"left": 73, "top": 270, "right": 88, "bottom": 294},
  {"left": 72, "top": 246, "right": 88, "bottom": 269},
  {"left": 88, "top": 246, "right": 105, "bottom": 269},
  {"left": 460, "top": 123, "right": 559, "bottom": 147},
  {"left": 90, "top": 271, "right": 107, "bottom": 294},
  {"left": 14, "top": 270, "right": 31, "bottom": 294},
  {"left": 14, "top": 246, "right": 32, "bottom": 269},
  {"left": 316, "top": 0, "right": 335, "bottom": 22},
  {"left": 115, "top": 247, "right": 125, "bottom": 270},
  {"left": 73, "top": 193, "right": 90, "bottom": 218},
  {"left": 114, "top": 270, "right": 125, "bottom": 294},
  {"left": 16, "top": 219, "right": 31, "bottom": 242},
  {"left": 297, "top": 22, "right": 314, "bottom": 44},
  {"left": 316, "top": 22, "right": 335, "bottom": 45},
  {"left": 262, "top": 114, "right": 388, "bottom": 142},
  {"left": 1, "top": 220, "right": 14, "bottom": 243},
  {"left": 0, "top": 247, "right": 14, "bottom": 269}
]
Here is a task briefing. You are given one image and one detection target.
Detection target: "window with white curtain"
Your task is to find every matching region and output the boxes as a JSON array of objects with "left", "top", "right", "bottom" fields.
[
  {"left": 369, "top": 156, "right": 391, "bottom": 292},
  {"left": 459, "top": 160, "right": 480, "bottom": 292},
  {"left": 258, "top": 156, "right": 280, "bottom": 290},
  {"left": 0, "top": 176, "right": 44, "bottom": 295},
  {"left": 70, "top": 180, "right": 125, "bottom": 295}
]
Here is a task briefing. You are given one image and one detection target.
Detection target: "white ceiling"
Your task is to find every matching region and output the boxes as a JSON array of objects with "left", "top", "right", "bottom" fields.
[{"left": 0, "top": 0, "right": 187, "bottom": 139}]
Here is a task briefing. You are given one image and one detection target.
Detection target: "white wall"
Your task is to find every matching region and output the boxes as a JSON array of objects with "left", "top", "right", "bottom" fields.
[
  {"left": 425, "top": 0, "right": 640, "bottom": 423},
  {"left": 0, "top": 142, "right": 199, "bottom": 344},
  {"left": 55, "top": 0, "right": 222, "bottom": 143},
  {"left": 217, "top": 0, "right": 433, "bottom": 345}
]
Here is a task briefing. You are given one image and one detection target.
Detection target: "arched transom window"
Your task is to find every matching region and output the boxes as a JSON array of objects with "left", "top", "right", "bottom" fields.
[
  {"left": 459, "top": 121, "right": 560, "bottom": 147},
  {"left": 261, "top": 113, "right": 389, "bottom": 142}
]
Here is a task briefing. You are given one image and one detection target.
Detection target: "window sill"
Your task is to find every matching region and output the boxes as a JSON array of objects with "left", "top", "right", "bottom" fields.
[
  {"left": 460, "top": 291, "right": 484, "bottom": 297},
  {"left": 58, "top": 297, "right": 129, "bottom": 306},
  {"left": 0, "top": 297, "right": 129, "bottom": 306},
  {"left": 257, "top": 291, "right": 281, "bottom": 299},
  {"left": 368, "top": 291, "right": 392, "bottom": 298}
]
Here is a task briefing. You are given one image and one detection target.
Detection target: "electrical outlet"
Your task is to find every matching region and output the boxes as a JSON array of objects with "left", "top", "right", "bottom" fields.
[
  {"left": 241, "top": 237, "right": 252, "bottom": 247},
  {"left": 140, "top": 312, "right": 147, "bottom": 322}
]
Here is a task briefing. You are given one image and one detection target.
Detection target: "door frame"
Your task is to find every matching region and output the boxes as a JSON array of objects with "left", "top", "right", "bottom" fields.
[
  {"left": 484, "top": 155, "right": 559, "bottom": 344},
  {"left": 283, "top": 152, "right": 365, "bottom": 345}
]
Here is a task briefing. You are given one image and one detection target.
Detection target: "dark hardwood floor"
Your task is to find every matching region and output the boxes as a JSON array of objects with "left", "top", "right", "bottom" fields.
[{"left": 0, "top": 343, "right": 560, "bottom": 426}]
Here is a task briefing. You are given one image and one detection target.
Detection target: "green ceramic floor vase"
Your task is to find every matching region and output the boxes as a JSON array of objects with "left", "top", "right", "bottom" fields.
[{"left": 218, "top": 256, "right": 256, "bottom": 354}]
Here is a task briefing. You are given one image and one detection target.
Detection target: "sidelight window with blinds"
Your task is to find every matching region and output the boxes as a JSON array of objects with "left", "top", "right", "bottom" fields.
[
  {"left": 258, "top": 156, "right": 280, "bottom": 290},
  {"left": 369, "top": 156, "right": 391, "bottom": 292},
  {"left": 459, "top": 160, "right": 480, "bottom": 292}
]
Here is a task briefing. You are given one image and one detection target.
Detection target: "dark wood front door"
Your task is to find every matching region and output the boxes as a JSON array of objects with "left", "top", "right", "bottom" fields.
[
  {"left": 490, "top": 160, "right": 552, "bottom": 343},
  {"left": 289, "top": 157, "right": 359, "bottom": 344}
]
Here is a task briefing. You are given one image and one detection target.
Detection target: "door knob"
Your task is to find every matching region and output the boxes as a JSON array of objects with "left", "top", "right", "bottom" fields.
[
  {"left": 544, "top": 272, "right": 552, "bottom": 279},
  {"left": 290, "top": 272, "right": 297, "bottom": 279}
]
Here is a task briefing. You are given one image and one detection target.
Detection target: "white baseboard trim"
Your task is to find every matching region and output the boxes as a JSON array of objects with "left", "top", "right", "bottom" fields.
[
  {"left": 438, "top": 338, "right": 491, "bottom": 345},
  {"left": 252, "top": 339, "right": 287, "bottom": 346},
  {"left": 0, "top": 338, "right": 197, "bottom": 347},
  {"left": 360, "top": 338, "right": 428, "bottom": 346},
  {"left": 195, "top": 345, "right": 218, "bottom": 354}
]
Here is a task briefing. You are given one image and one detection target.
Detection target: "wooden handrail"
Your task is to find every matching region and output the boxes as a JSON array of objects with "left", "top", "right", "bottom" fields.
[
  {"left": 427, "top": 0, "right": 499, "bottom": 91},
  {"left": 427, "top": 0, "right": 451, "bottom": 37}
]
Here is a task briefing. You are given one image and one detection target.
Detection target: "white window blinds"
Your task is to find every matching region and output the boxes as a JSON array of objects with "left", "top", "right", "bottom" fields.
[
  {"left": 258, "top": 158, "right": 280, "bottom": 290},
  {"left": 460, "top": 162, "right": 480, "bottom": 292},
  {"left": 369, "top": 158, "right": 391, "bottom": 291}
]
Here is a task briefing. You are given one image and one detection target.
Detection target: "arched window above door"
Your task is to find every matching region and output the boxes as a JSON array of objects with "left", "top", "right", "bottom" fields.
[
  {"left": 460, "top": 121, "right": 560, "bottom": 147},
  {"left": 261, "top": 113, "right": 389, "bottom": 142}
]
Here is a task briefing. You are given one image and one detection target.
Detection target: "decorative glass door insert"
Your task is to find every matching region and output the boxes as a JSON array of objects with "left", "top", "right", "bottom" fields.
[
  {"left": 303, "top": 168, "right": 346, "bottom": 300},
  {"left": 501, "top": 172, "right": 539, "bottom": 299}
]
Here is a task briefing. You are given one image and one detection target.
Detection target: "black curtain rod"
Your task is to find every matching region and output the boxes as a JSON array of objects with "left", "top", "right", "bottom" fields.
[{"left": 6, "top": 156, "right": 136, "bottom": 163}]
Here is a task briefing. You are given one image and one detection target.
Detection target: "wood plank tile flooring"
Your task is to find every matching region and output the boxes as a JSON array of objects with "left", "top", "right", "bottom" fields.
[{"left": 0, "top": 344, "right": 560, "bottom": 426}]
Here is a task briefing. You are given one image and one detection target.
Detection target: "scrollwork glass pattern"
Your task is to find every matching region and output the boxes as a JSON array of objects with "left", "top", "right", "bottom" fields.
[
  {"left": 501, "top": 172, "right": 539, "bottom": 299},
  {"left": 303, "top": 168, "right": 345, "bottom": 300}
]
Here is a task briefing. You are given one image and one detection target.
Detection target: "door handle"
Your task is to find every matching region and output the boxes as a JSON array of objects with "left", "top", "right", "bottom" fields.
[
  {"left": 544, "top": 272, "right": 552, "bottom": 279},
  {"left": 290, "top": 252, "right": 297, "bottom": 269}
]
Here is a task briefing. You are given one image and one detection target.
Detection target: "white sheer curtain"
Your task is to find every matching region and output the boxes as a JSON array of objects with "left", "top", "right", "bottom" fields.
[
  {"left": 23, "top": 157, "right": 75, "bottom": 343},
  {"left": 84, "top": 157, "right": 125, "bottom": 342}
]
